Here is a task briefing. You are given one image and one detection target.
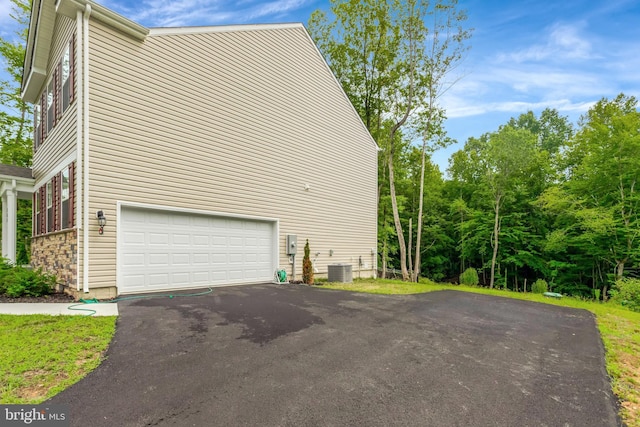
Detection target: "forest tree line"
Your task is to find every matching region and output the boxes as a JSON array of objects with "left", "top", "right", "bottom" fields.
[{"left": 309, "top": 0, "right": 639, "bottom": 298}]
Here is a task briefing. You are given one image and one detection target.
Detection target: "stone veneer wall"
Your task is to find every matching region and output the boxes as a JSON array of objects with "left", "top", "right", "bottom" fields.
[{"left": 31, "top": 229, "right": 77, "bottom": 290}]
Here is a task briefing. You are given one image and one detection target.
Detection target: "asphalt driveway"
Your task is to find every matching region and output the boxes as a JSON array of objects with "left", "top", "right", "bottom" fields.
[{"left": 49, "top": 285, "right": 620, "bottom": 426}]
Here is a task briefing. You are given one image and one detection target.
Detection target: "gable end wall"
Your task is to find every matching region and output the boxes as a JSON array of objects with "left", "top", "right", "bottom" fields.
[{"left": 86, "top": 20, "right": 378, "bottom": 289}]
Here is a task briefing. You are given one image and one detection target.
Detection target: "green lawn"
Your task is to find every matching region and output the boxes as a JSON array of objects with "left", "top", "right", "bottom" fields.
[
  {"left": 0, "top": 315, "right": 116, "bottom": 404},
  {"left": 320, "top": 279, "right": 640, "bottom": 427}
]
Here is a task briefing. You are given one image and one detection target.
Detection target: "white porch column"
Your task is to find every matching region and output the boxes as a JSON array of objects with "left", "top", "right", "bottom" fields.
[
  {"left": 1, "top": 181, "right": 17, "bottom": 263},
  {"left": 1, "top": 190, "right": 7, "bottom": 259}
]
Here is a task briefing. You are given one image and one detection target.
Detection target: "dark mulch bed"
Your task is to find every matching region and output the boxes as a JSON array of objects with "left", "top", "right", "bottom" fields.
[{"left": 0, "top": 293, "right": 76, "bottom": 303}]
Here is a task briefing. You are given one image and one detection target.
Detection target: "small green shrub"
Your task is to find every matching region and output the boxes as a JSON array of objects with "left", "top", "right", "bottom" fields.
[
  {"left": 2, "top": 267, "right": 56, "bottom": 298},
  {"left": 302, "top": 239, "right": 314, "bottom": 285},
  {"left": 0, "top": 258, "right": 15, "bottom": 294},
  {"left": 531, "top": 279, "right": 548, "bottom": 294},
  {"left": 459, "top": 268, "right": 479, "bottom": 286},
  {"left": 609, "top": 278, "right": 640, "bottom": 312},
  {"left": 594, "top": 288, "right": 601, "bottom": 301}
]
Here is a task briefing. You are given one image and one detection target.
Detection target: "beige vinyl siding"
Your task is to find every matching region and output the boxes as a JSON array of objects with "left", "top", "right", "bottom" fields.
[
  {"left": 32, "top": 14, "right": 77, "bottom": 182},
  {"left": 32, "top": 103, "right": 77, "bottom": 180},
  {"left": 47, "top": 14, "right": 75, "bottom": 75},
  {"left": 87, "top": 20, "right": 377, "bottom": 289}
]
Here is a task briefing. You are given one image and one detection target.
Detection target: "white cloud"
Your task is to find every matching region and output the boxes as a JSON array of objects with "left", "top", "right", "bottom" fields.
[
  {"left": 497, "top": 23, "right": 593, "bottom": 64},
  {"left": 106, "top": 0, "right": 312, "bottom": 27},
  {"left": 0, "top": 0, "right": 11, "bottom": 22},
  {"left": 443, "top": 94, "right": 595, "bottom": 118},
  {"left": 489, "top": 67, "right": 611, "bottom": 97},
  {"left": 0, "top": 0, "right": 18, "bottom": 36},
  {"left": 247, "top": 0, "right": 308, "bottom": 20}
]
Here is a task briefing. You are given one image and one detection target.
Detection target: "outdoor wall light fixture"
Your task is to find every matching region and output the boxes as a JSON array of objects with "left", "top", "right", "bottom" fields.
[{"left": 96, "top": 210, "right": 106, "bottom": 234}]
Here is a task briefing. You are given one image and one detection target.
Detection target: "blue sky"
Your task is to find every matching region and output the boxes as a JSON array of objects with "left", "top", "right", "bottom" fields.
[{"left": 1, "top": 0, "right": 639, "bottom": 171}]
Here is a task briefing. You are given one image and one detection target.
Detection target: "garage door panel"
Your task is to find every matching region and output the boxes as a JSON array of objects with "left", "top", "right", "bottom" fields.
[
  {"left": 122, "top": 274, "right": 145, "bottom": 287},
  {"left": 193, "top": 253, "right": 210, "bottom": 264},
  {"left": 122, "top": 253, "right": 145, "bottom": 266},
  {"left": 229, "top": 220, "right": 244, "bottom": 230},
  {"left": 120, "top": 207, "right": 275, "bottom": 294},
  {"left": 172, "top": 214, "right": 190, "bottom": 226},
  {"left": 172, "top": 253, "right": 190, "bottom": 265},
  {"left": 172, "top": 272, "right": 190, "bottom": 283},
  {"left": 192, "top": 234, "right": 209, "bottom": 246},
  {"left": 148, "top": 273, "right": 169, "bottom": 286},
  {"left": 229, "top": 254, "right": 243, "bottom": 264},
  {"left": 148, "top": 212, "right": 170, "bottom": 225},
  {"left": 149, "top": 253, "right": 169, "bottom": 265},
  {"left": 172, "top": 234, "right": 190, "bottom": 245},
  {"left": 149, "top": 233, "right": 169, "bottom": 245},
  {"left": 123, "top": 231, "right": 145, "bottom": 245}
]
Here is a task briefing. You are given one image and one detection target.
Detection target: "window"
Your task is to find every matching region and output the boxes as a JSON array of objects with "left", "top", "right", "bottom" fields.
[
  {"left": 61, "top": 46, "right": 70, "bottom": 112},
  {"left": 40, "top": 92, "right": 47, "bottom": 141},
  {"left": 34, "top": 36, "right": 75, "bottom": 151},
  {"left": 34, "top": 104, "right": 41, "bottom": 150},
  {"left": 33, "top": 163, "right": 75, "bottom": 236},
  {"left": 34, "top": 190, "right": 41, "bottom": 237},
  {"left": 46, "top": 80, "right": 54, "bottom": 133},
  {"left": 46, "top": 182, "right": 53, "bottom": 233},
  {"left": 61, "top": 168, "right": 70, "bottom": 229}
]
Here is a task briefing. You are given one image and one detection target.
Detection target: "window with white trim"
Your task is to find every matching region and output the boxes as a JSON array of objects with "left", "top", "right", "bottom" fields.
[
  {"left": 33, "top": 163, "right": 76, "bottom": 236},
  {"left": 46, "top": 182, "right": 53, "bottom": 233},
  {"left": 34, "top": 103, "right": 41, "bottom": 149},
  {"left": 46, "top": 80, "right": 54, "bottom": 133},
  {"left": 34, "top": 35, "right": 75, "bottom": 152},
  {"left": 61, "top": 46, "right": 70, "bottom": 112},
  {"left": 34, "top": 189, "right": 41, "bottom": 236},
  {"left": 61, "top": 167, "right": 70, "bottom": 229}
]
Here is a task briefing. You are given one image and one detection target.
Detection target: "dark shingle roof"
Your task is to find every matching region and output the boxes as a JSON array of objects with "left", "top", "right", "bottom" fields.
[{"left": 0, "top": 164, "right": 33, "bottom": 179}]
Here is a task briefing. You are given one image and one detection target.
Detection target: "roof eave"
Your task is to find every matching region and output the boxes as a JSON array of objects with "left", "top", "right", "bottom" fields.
[
  {"left": 56, "top": 0, "right": 149, "bottom": 41},
  {"left": 21, "top": 66, "right": 47, "bottom": 104},
  {"left": 21, "top": 0, "right": 52, "bottom": 104},
  {"left": 22, "top": 0, "right": 149, "bottom": 104}
]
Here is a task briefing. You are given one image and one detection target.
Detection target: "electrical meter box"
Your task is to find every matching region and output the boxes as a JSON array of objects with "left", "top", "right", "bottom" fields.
[{"left": 286, "top": 235, "right": 298, "bottom": 255}]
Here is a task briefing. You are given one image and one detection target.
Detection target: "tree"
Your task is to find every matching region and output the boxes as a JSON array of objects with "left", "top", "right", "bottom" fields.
[
  {"left": 0, "top": 0, "right": 32, "bottom": 264},
  {"left": 302, "top": 239, "right": 314, "bottom": 285},
  {"left": 309, "top": 0, "right": 471, "bottom": 281},
  {"left": 450, "top": 125, "right": 538, "bottom": 288},
  {"left": 553, "top": 95, "right": 640, "bottom": 289},
  {"left": 411, "top": 1, "right": 469, "bottom": 282},
  {"left": 0, "top": 0, "right": 32, "bottom": 167}
]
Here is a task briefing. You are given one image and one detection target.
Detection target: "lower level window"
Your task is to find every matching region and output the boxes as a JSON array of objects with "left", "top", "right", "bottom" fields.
[{"left": 46, "top": 182, "right": 53, "bottom": 233}]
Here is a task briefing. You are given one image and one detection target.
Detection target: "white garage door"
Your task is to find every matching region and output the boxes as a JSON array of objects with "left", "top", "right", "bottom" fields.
[{"left": 119, "top": 206, "right": 276, "bottom": 294}]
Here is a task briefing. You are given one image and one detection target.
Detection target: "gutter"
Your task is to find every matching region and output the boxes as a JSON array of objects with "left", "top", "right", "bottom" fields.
[
  {"left": 82, "top": 4, "right": 91, "bottom": 293},
  {"left": 75, "top": 10, "right": 82, "bottom": 291}
]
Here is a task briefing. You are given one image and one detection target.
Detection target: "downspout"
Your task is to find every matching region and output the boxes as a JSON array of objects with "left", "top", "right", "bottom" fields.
[
  {"left": 82, "top": 4, "right": 91, "bottom": 293},
  {"left": 75, "top": 10, "right": 83, "bottom": 291}
]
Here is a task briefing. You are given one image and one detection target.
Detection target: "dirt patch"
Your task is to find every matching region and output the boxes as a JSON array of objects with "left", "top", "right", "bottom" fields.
[
  {"left": 617, "top": 350, "right": 640, "bottom": 424},
  {"left": 0, "top": 293, "right": 75, "bottom": 303}
]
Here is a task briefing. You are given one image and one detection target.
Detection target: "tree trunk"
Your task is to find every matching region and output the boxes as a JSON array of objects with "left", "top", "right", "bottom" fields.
[
  {"left": 615, "top": 259, "right": 626, "bottom": 281},
  {"left": 412, "top": 139, "right": 428, "bottom": 282},
  {"left": 408, "top": 217, "right": 413, "bottom": 278},
  {"left": 388, "top": 152, "right": 409, "bottom": 281},
  {"left": 382, "top": 235, "right": 387, "bottom": 280},
  {"left": 460, "top": 209, "right": 465, "bottom": 274},
  {"left": 489, "top": 194, "right": 502, "bottom": 289}
]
